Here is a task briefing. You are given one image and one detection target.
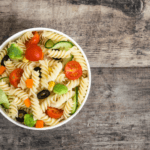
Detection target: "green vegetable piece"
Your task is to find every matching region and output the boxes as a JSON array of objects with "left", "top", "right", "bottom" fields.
[
  {"left": 52, "top": 41, "right": 73, "bottom": 51},
  {"left": 45, "top": 39, "right": 54, "bottom": 48},
  {"left": 62, "top": 54, "right": 73, "bottom": 67},
  {"left": 0, "top": 77, "right": 9, "bottom": 84},
  {"left": 71, "top": 87, "right": 78, "bottom": 114},
  {"left": 7, "top": 43, "right": 23, "bottom": 60},
  {"left": 0, "top": 89, "right": 9, "bottom": 109},
  {"left": 53, "top": 84, "right": 68, "bottom": 95},
  {"left": 24, "top": 114, "right": 36, "bottom": 127}
]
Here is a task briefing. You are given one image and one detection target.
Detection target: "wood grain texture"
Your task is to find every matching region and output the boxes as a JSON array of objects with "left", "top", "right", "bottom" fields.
[
  {"left": 0, "top": 0, "right": 150, "bottom": 149},
  {"left": 1, "top": 68, "right": 150, "bottom": 150},
  {"left": 0, "top": 0, "right": 150, "bottom": 67}
]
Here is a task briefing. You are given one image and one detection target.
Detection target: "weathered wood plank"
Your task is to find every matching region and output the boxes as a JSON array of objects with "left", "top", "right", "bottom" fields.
[
  {"left": 0, "top": 0, "right": 150, "bottom": 67},
  {"left": 0, "top": 68, "right": 150, "bottom": 150}
]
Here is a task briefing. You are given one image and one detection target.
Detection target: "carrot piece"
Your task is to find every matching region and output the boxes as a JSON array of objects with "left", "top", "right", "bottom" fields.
[
  {"left": 24, "top": 98, "right": 31, "bottom": 108},
  {"left": 0, "top": 66, "right": 6, "bottom": 75},
  {"left": 41, "top": 52, "right": 44, "bottom": 60},
  {"left": 36, "top": 120, "right": 44, "bottom": 128},
  {"left": 26, "top": 79, "right": 33, "bottom": 88}
]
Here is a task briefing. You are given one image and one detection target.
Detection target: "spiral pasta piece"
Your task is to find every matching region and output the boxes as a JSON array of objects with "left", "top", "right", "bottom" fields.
[
  {"left": 63, "top": 99, "right": 74, "bottom": 119},
  {"left": 42, "top": 31, "right": 68, "bottom": 43},
  {"left": 8, "top": 95, "right": 15, "bottom": 103},
  {"left": 0, "top": 48, "right": 7, "bottom": 62},
  {"left": 39, "top": 31, "right": 48, "bottom": 45},
  {"left": 1, "top": 70, "right": 10, "bottom": 77},
  {"left": 41, "top": 113, "right": 60, "bottom": 126},
  {"left": 16, "top": 39, "right": 26, "bottom": 53},
  {"left": 18, "top": 62, "right": 35, "bottom": 89},
  {"left": 30, "top": 96, "right": 43, "bottom": 120},
  {"left": 78, "top": 77, "right": 89, "bottom": 105},
  {"left": 39, "top": 60, "right": 49, "bottom": 89},
  {"left": 14, "top": 62, "right": 31, "bottom": 70},
  {"left": 29, "top": 70, "right": 40, "bottom": 96},
  {"left": 38, "top": 44, "right": 48, "bottom": 54},
  {"left": 66, "top": 79, "right": 80, "bottom": 91},
  {"left": 20, "top": 31, "right": 33, "bottom": 43},
  {"left": 0, "top": 81, "right": 12, "bottom": 95},
  {"left": 50, "top": 90, "right": 75, "bottom": 108},
  {"left": 10, "top": 88, "right": 28, "bottom": 102},
  {"left": 49, "top": 62, "right": 62, "bottom": 81},
  {"left": 71, "top": 46, "right": 88, "bottom": 71},
  {"left": 48, "top": 59, "right": 58, "bottom": 67},
  {"left": 40, "top": 94, "right": 59, "bottom": 112},
  {"left": 5, "top": 60, "right": 16, "bottom": 75},
  {"left": 13, "top": 97, "right": 26, "bottom": 107},
  {"left": 57, "top": 102, "right": 66, "bottom": 110},
  {"left": 8, "top": 102, "right": 18, "bottom": 119},
  {"left": 82, "top": 70, "right": 88, "bottom": 78},
  {"left": 47, "top": 49, "right": 72, "bottom": 59},
  {"left": 55, "top": 72, "right": 67, "bottom": 83}
]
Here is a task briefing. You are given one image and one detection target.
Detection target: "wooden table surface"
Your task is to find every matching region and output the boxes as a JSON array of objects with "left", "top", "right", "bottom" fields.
[{"left": 0, "top": 0, "right": 150, "bottom": 149}]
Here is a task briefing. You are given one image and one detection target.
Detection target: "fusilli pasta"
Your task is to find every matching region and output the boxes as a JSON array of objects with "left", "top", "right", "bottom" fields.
[
  {"left": 42, "top": 31, "right": 68, "bottom": 43},
  {"left": 0, "top": 48, "right": 7, "bottom": 62},
  {"left": 20, "top": 31, "right": 33, "bottom": 43},
  {"left": 40, "top": 94, "right": 59, "bottom": 112},
  {"left": 14, "top": 62, "right": 31, "bottom": 70},
  {"left": 47, "top": 49, "right": 72, "bottom": 59},
  {"left": 10, "top": 88, "right": 28, "bottom": 102},
  {"left": 50, "top": 90, "right": 75, "bottom": 108},
  {"left": 30, "top": 96, "right": 43, "bottom": 120},
  {"left": 78, "top": 77, "right": 89, "bottom": 104},
  {"left": 29, "top": 70, "right": 40, "bottom": 96},
  {"left": 41, "top": 113, "right": 60, "bottom": 126},
  {"left": 66, "top": 79, "right": 80, "bottom": 91},
  {"left": 8, "top": 102, "right": 18, "bottom": 119},
  {"left": 49, "top": 62, "right": 62, "bottom": 81},
  {"left": 63, "top": 99, "right": 74, "bottom": 119},
  {"left": 18, "top": 62, "right": 35, "bottom": 89},
  {"left": 71, "top": 46, "right": 88, "bottom": 71},
  {"left": 39, "top": 60, "right": 49, "bottom": 89},
  {"left": 5, "top": 60, "right": 16, "bottom": 75},
  {"left": 55, "top": 72, "right": 67, "bottom": 83}
]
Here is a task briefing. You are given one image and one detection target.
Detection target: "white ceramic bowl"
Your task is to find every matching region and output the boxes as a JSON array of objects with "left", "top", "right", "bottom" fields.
[{"left": 0, "top": 27, "right": 91, "bottom": 130}]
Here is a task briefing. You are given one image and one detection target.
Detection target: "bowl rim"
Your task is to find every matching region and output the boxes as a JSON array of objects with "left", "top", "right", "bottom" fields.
[{"left": 0, "top": 27, "right": 91, "bottom": 130}]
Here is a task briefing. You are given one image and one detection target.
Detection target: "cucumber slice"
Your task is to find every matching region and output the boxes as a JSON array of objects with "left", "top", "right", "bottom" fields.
[
  {"left": 52, "top": 41, "right": 73, "bottom": 51},
  {"left": 71, "top": 87, "right": 78, "bottom": 114},
  {"left": 0, "top": 89, "right": 10, "bottom": 109},
  {"left": 62, "top": 54, "right": 73, "bottom": 67},
  {"left": 45, "top": 39, "right": 54, "bottom": 48},
  {"left": 0, "top": 77, "right": 9, "bottom": 84}
]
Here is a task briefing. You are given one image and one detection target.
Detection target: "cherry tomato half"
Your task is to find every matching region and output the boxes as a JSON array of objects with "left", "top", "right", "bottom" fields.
[
  {"left": 25, "top": 44, "right": 43, "bottom": 61},
  {"left": 25, "top": 31, "right": 40, "bottom": 48},
  {"left": 9, "top": 68, "right": 24, "bottom": 87},
  {"left": 46, "top": 107, "right": 63, "bottom": 119},
  {"left": 65, "top": 61, "right": 82, "bottom": 80}
]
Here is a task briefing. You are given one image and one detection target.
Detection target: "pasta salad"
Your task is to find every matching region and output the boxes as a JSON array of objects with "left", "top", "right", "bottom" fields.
[{"left": 0, "top": 30, "right": 89, "bottom": 128}]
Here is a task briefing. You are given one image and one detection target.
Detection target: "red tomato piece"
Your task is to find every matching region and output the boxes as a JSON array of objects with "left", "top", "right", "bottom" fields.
[
  {"left": 25, "top": 31, "right": 40, "bottom": 48},
  {"left": 65, "top": 61, "right": 82, "bottom": 80},
  {"left": 46, "top": 107, "right": 63, "bottom": 119},
  {"left": 25, "top": 45, "right": 43, "bottom": 61},
  {"left": 9, "top": 68, "right": 24, "bottom": 87}
]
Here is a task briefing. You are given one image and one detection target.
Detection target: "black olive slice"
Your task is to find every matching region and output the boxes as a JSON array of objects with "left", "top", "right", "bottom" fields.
[
  {"left": 16, "top": 110, "right": 27, "bottom": 122},
  {"left": 37, "top": 90, "right": 50, "bottom": 99},
  {"left": 1, "top": 55, "right": 9, "bottom": 66},
  {"left": 52, "top": 49, "right": 61, "bottom": 60},
  {"left": 34, "top": 67, "right": 42, "bottom": 78}
]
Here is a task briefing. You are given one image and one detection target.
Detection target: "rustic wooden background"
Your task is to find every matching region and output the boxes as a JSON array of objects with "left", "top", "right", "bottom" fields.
[{"left": 0, "top": 0, "right": 150, "bottom": 149}]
